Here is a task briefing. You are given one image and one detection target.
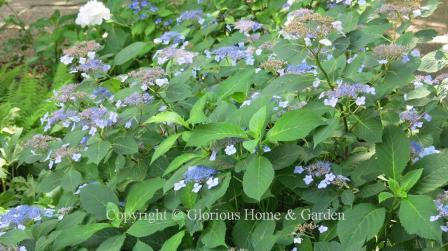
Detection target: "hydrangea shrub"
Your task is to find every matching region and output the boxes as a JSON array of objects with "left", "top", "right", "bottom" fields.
[{"left": 1, "top": 0, "right": 448, "bottom": 250}]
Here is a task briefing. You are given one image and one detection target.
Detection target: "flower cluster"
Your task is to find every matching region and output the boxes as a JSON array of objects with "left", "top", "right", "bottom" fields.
[
  {"left": 372, "top": 44, "right": 407, "bottom": 64},
  {"left": 60, "top": 41, "right": 110, "bottom": 77},
  {"left": 53, "top": 84, "right": 87, "bottom": 105},
  {"left": 173, "top": 166, "right": 219, "bottom": 193},
  {"left": 319, "top": 81, "right": 376, "bottom": 107},
  {"left": 0, "top": 205, "right": 54, "bottom": 231},
  {"left": 260, "top": 59, "right": 287, "bottom": 74},
  {"left": 155, "top": 47, "right": 197, "bottom": 65},
  {"left": 79, "top": 107, "right": 118, "bottom": 135},
  {"left": 128, "top": 67, "right": 167, "bottom": 90},
  {"left": 292, "top": 222, "right": 328, "bottom": 245},
  {"left": 281, "top": 9, "right": 334, "bottom": 39},
  {"left": 177, "top": 9, "right": 204, "bottom": 24},
  {"left": 129, "top": 0, "right": 158, "bottom": 19},
  {"left": 91, "top": 87, "right": 114, "bottom": 103},
  {"left": 48, "top": 144, "right": 82, "bottom": 169},
  {"left": 25, "top": 134, "right": 58, "bottom": 152},
  {"left": 294, "top": 161, "right": 350, "bottom": 189},
  {"left": 209, "top": 45, "right": 254, "bottom": 65},
  {"left": 376, "top": 1, "right": 422, "bottom": 21},
  {"left": 116, "top": 92, "right": 153, "bottom": 107},
  {"left": 399, "top": 106, "right": 431, "bottom": 130},
  {"left": 234, "top": 19, "right": 262, "bottom": 35},
  {"left": 62, "top": 41, "right": 101, "bottom": 59},
  {"left": 154, "top": 31, "right": 185, "bottom": 45},
  {"left": 430, "top": 191, "right": 448, "bottom": 232},
  {"left": 75, "top": 0, "right": 111, "bottom": 28},
  {"left": 285, "top": 61, "right": 316, "bottom": 75},
  {"left": 410, "top": 141, "right": 440, "bottom": 163}
]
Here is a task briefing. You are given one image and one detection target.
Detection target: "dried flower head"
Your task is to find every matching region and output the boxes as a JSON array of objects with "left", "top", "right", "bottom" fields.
[
  {"left": 281, "top": 10, "right": 334, "bottom": 39},
  {"left": 377, "top": 1, "right": 422, "bottom": 20},
  {"left": 63, "top": 41, "right": 101, "bottom": 58},
  {"left": 128, "top": 67, "right": 166, "bottom": 86},
  {"left": 25, "top": 135, "right": 58, "bottom": 151},
  {"left": 53, "top": 84, "right": 87, "bottom": 104},
  {"left": 260, "top": 59, "right": 287, "bottom": 73},
  {"left": 155, "top": 47, "right": 198, "bottom": 65},
  {"left": 372, "top": 44, "right": 407, "bottom": 60}
]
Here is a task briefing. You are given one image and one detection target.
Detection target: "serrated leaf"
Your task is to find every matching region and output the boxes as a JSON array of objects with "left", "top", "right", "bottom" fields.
[
  {"left": 163, "top": 153, "right": 202, "bottom": 177},
  {"left": 352, "top": 116, "right": 383, "bottom": 143},
  {"left": 243, "top": 156, "right": 274, "bottom": 201},
  {"left": 186, "top": 123, "right": 246, "bottom": 147},
  {"left": 249, "top": 106, "right": 267, "bottom": 138},
  {"left": 217, "top": 69, "right": 254, "bottom": 98},
  {"left": 399, "top": 195, "right": 442, "bottom": 243},
  {"left": 84, "top": 140, "right": 111, "bottom": 165},
  {"left": 125, "top": 178, "right": 164, "bottom": 214},
  {"left": 145, "top": 111, "right": 189, "bottom": 128},
  {"left": 160, "top": 231, "right": 185, "bottom": 251},
  {"left": 97, "top": 234, "right": 126, "bottom": 251},
  {"left": 267, "top": 109, "right": 323, "bottom": 142},
  {"left": 337, "top": 203, "right": 385, "bottom": 249},
  {"left": 151, "top": 134, "right": 181, "bottom": 164},
  {"left": 411, "top": 150, "right": 448, "bottom": 194},
  {"left": 53, "top": 223, "right": 111, "bottom": 250},
  {"left": 201, "top": 221, "right": 227, "bottom": 248},
  {"left": 376, "top": 126, "right": 409, "bottom": 180},
  {"left": 80, "top": 184, "right": 119, "bottom": 219}
]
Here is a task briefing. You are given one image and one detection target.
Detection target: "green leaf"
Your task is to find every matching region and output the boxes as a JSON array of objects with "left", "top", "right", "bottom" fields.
[
  {"left": 186, "top": 123, "right": 246, "bottom": 147},
  {"left": 61, "top": 169, "right": 82, "bottom": 192},
  {"left": 376, "top": 126, "right": 409, "bottom": 180},
  {"left": 188, "top": 94, "right": 208, "bottom": 124},
  {"left": 80, "top": 184, "right": 119, "bottom": 219},
  {"left": 160, "top": 231, "right": 185, "bottom": 251},
  {"left": 399, "top": 195, "right": 442, "bottom": 243},
  {"left": 127, "top": 217, "right": 178, "bottom": 237},
  {"left": 418, "top": 50, "right": 448, "bottom": 73},
  {"left": 217, "top": 69, "right": 254, "bottom": 98},
  {"left": 151, "top": 134, "right": 181, "bottom": 164},
  {"left": 401, "top": 168, "right": 423, "bottom": 192},
  {"left": 112, "top": 135, "right": 139, "bottom": 155},
  {"left": 337, "top": 203, "right": 385, "bottom": 249},
  {"left": 145, "top": 111, "right": 189, "bottom": 128},
  {"left": 313, "top": 118, "right": 343, "bottom": 147},
  {"left": 378, "top": 192, "right": 394, "bottom": 203},
  {"left": 201, "top": 221, "right": 227, "bottom": 248},
  {"left": 84, "top": 140, "right": 111, "bottom": 165},
  {"left": 114, "top": 42, "right": 150, "bottom": 65},
  {"left": 411, "top": 150, "right": 448, "bottom": 194},
  {"left": 250, "top": 221, "right": 277, "bottom": 251},
  {"left": 266, "top": 109, "right": 323, "bottom": 142},
  {"left": 352, "top": 116, "right": 383, "bottom": 143},
  {"left": 53, "top": 223, "right": 111, "bottom": 250},
  {"left": 97, "top": 234, "right": 126, "bottom": 251},
  {"left": 125, "top": 178, "right": 164, "bottom": 214},
  {"left": 249, "top": 106, "right": 267, "bottom": 138},
  {"left": 163, "top": 153, "right": 202, "bottom": 177},
  {"left": 243, "top": 156, "right": 274, "bottom": 201},
  {"left": 133, "top": 240, "right": 154, "bottom": 251}
]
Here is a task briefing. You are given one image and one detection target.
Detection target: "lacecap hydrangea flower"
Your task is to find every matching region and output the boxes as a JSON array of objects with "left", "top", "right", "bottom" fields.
[
  {"left": 174, "top": 165, "right": 219, "bottom": 193},
  {"left": 294, "top": 161, "right": 349, "bottom": 189},
  {"left": 75, "top": 0, "right": 111, "bottom": 28}
]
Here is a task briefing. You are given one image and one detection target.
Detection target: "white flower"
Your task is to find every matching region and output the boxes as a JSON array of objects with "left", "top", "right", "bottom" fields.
[
  {"left": 75, "top": 0, "right": 111, "bottom": 28},
  {"left": 192, "top": 183, "right": 202, "bottom": 193},
  {"left": 60, "top": 55, "right": 74, "bottom": 65},
  {"left": 72, "top": 153, "right": 81, "bottom": 162},
  {"left": 174, "top": 180, "right": 186, "bottom": 191},
  {"left": 278, "top": 101, "right": 289, "bottom": 108},
  {"left": 293, "top": 236, "right": 302, "bottom": 244},
  {"left": 125, "top": 119, "right": 132, "bottom": 129},
  {"left": 255, "top": 68, "right": 261, "bottom": 73},
  {"left": 355, "top": 96, "right": 366, "bottom": 106},
  {"left": 412, "top": 9, "right": 422, "bottom": 17},
  {"left": 318, "top": 225, "right": 328, "bottom": 233},
  {"left": 154, "top": 38, "right": 162, "bottom": 44},
  {"left": 332, "top": 21, "right": 343, "bottom": 32},
  {"left": 294, "top": 165, "right": 304, "bottom": 174},
  {"left": 209, "top": 150, "right": 217, "bottom": 161},
  {"left": 206, "top": 177, "right": 219, "bottom": 189},
  {"left": 87, "top": 51, "right": 96, "bottom": 59},
  {"left": 304, "top": 37, "right": 312, "bottom": 47},
  {"left": 319, "top": 39, "right": 332, "bottom": 47},
  {"left": 155, "top": 78, "right": 169, "bottom": 87},
  {"left": 324, "top": 97, "right": 338, "bottom": 107},
  {"left": 225, "top": 144, "right": 237, "bottom": 155},
  {"left": 263, "top": 146, "right": 271, "bottom": 152},
  {"left": 430, "top": 215, "right": 440, "bottom": 222},
  {"left": 19, "top": 246, "right": 27, "bottom": 251},
  {"left": 313, "top": 78, "right": 321, "bottom": 88},
  {"left": 378, "top": 59, "right": 388, "bottom": 65},
  {"left": 304, "top": 175, "right": 314, "bottom": 185},
  {"left": 256, "top": 49, "right": 262, "bottom": 55}
]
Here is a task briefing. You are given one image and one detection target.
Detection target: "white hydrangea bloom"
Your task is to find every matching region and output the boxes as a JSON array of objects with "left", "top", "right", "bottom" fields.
[{"left": 75, "top": 0, "right": 111, "bottom": 28}]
